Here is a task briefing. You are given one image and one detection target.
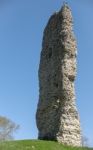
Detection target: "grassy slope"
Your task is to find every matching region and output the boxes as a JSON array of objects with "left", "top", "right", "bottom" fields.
[{"left": 0, "top": 140, "right": 92, "bottom": 150}]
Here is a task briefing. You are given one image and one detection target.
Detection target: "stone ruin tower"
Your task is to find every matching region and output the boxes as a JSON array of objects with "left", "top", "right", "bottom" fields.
[{"left": 36, "top": 4, "right": 81, "bottom": 146}]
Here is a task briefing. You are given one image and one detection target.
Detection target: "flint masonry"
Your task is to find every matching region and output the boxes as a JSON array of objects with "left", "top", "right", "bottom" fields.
[{"left": 36, "top": 4, "right": 82, "bottom": 146}]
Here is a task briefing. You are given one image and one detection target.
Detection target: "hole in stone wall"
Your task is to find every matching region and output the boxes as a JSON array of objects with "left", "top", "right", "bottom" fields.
[
  {"left": 48, "top": 48, "right": 52, "bottom": 58},
  {"left": 68, "top": 75, "right": 75, "bottom": 81},
  {"left": 54, "top": 73, "right": 57, "bottom": 77},
  {"left": 54, "top": 96, "right": 58, "bottom": 100},
  {"left": 54, "top": 82, "right": 59, "bottom": 88}
]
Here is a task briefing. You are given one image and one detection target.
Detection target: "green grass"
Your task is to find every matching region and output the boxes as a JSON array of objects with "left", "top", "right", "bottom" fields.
[{"left": 0, "top": 140, "right": 92, "bottom": 150}]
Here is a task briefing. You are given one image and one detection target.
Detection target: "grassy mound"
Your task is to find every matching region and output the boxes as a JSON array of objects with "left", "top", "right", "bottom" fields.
[{"left": 0, "top": 140, "right": 92, "bottom": 150}]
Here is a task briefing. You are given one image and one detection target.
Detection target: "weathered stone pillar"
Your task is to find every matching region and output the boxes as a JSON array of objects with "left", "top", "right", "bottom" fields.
[{"left": 36, "top": 3, "right": 82, "bottom": 146}]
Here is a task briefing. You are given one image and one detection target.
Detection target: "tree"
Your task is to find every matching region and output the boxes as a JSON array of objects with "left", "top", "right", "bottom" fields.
[
  {"left": 0, "top": 116, "right": 19, "bottom": 141},
  {"left": 81, "top": 135, "right": 89, "bottom": 147}
]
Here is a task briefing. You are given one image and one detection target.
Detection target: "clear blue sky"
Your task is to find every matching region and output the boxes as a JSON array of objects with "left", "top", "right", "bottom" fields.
[{"left": 0, "top": 0, "right": 93, "bottom": 147}]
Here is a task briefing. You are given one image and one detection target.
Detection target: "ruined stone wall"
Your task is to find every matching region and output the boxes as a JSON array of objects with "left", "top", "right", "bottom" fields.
[{"left": 36, "top": 4, "right": 82, "bottom": 146}]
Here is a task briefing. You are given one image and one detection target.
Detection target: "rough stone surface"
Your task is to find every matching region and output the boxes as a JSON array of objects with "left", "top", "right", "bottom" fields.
[{"left": 36, "top": 4, "right": 82, "bottom": 146}]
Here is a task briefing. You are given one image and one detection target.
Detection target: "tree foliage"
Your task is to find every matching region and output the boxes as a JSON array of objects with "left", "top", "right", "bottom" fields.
[
  {"left": 82, "top": 135, "right": 89, "bottom": 147},
  {"left": 0, "top": 116, "right": 19, "bottom": 141}
]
